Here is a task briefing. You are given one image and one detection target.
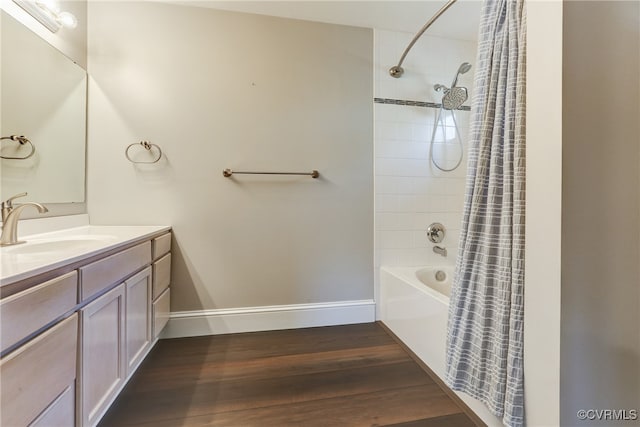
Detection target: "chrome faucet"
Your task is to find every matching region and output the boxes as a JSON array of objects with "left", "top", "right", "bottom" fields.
[
  {"left": 433, "top": 245, "right": 447, "bottom": 257},
  {"left": 0, "top": 192, "right": 48, "bottom": 246}
]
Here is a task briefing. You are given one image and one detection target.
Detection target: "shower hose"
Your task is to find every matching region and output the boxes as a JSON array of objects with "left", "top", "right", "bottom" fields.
[{"left": 429, "top": 106, "right": 464, "bottom": 172}]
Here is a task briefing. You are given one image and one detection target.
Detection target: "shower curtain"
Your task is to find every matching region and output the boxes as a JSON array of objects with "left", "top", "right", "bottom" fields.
[{"left": 445, "top": 0, "right": 526, "bottom": 426}]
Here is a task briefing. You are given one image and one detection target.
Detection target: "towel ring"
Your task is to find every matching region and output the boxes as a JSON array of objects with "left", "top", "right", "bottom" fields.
[
  {"left": 125, "top": 141, "right": 162, "bottom": 164},
  {"left": 0, "top": 135, "right": 36, "bottom": 160}
]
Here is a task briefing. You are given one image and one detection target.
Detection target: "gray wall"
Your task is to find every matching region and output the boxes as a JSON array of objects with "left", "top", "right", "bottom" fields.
[
  {"left": 561, "top": 2, "right": 640, "bottom": 425},
  {"left": 87, "top": 2, "right": 373, "bottom": 312}
]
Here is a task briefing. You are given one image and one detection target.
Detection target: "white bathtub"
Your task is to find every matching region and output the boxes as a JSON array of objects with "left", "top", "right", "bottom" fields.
[{"left": 379, "top": 266, "right": 501, "bottom": 427}]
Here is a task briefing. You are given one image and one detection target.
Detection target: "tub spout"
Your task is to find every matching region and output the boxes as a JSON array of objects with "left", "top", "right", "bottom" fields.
[{"left": 433, "top": 246, "right": 447, "bottom": 257}]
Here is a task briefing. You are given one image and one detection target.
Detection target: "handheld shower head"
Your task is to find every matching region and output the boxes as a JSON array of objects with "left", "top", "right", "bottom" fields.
[
  {"left": 451, "top": 62, "right": 472, "bottom": 87},
  {"left": 458, "top": 62, "right": 472, "bottom": 74}
]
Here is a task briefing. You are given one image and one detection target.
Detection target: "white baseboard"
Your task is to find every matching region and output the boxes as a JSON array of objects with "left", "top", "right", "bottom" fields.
[{"left": 161, "top": 299, "right": 376, "bottom": 338}]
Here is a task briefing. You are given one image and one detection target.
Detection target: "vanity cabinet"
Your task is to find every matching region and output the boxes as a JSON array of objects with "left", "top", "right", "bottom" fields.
[
  {"left": 79, "top": 285, "right": 126, "bottom": 427},
  {"left": 0, "top": 227, "right": 171, "bottom": 427},
  {"left": 78, "top": 235, "right": 170, "bottom": 426}
]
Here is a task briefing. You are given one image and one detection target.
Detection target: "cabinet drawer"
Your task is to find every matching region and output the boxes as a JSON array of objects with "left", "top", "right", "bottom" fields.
[
  {"left": 30, "top": 384, "right": 75, "bottom": 427},
  {"left": 1, "top": 271, "right": 77, "bottom": 354},
  {"left": 80, "top": 241, "right": 151, "bottom": 301},
  {"left": 152, "top": 232, "right": 171, "bottom": 260},
  {"left": 152, "top": 253, "right": 171, "bottom": 300},
  {"left": 0, "top": 314, "right": 78, "bottom": 427},
  {"left": 153, "top": 288, "right": 170, "bottom": 338}
]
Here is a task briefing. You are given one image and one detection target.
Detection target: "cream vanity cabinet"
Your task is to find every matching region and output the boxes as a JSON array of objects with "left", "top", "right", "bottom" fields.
[
  {"left": 0, "top": 229, "right": 171, "bottom": 427},
  {"left": 0, "top": 272, "right": 79, "bottom": 427}
]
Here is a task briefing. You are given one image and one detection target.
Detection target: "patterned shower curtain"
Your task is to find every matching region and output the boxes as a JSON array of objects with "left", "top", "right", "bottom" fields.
[{"left": 445, "top": 0, "right": 526, "bottom": 426}]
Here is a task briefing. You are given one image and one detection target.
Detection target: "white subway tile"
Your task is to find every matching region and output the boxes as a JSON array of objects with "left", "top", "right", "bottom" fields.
[
  {"left": 376, "top": 212, "right": 399, "bottom": 230},
  {"left": 412, "top": 177, "right": 436, "bottom": 195},
  {"left": 397, "top": 195, "right": 416, "bottom": 213},
  {"left": 378, "top": 249, "right": 399, "bottom": 266},
  {"left": 445, "top": 195, "right": 465, "bottom": 212},
  {"left": 413, "top": 194, "right": 432, "bottom": 212},
  {"left": 412, "top": 229, "right": 430, "bottom": 249},
  {"left": 375, "top": 122, "right": 397, "bottom": 140},
  {"left": 397, "top": 213, "right": 416, "bottom": 229},
  {"left": 395, "top": 249, "right": 419, "bottom": 267},
  {"left": 375, "top": 141, "right": 395, "bottom": 159},
  {"left": 413, "top": 213, "right": 438, "bottom": 229},
  {"left": 378, "top": 230, "right": 414, "bottom": 249},
  {"left": 376, "top": 176, "right": 399, "bottom": 194},
  {"left": 375, "top": 194, "right": 398, "bottom": 212},
  {"left": 375, "top": 158, "right": 401, "bottom": 176},
  {"left": 395, "top": 177, "right": 414, "bottom": 194}
]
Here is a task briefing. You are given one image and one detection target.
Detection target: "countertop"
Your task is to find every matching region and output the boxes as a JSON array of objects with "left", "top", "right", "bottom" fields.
[{"left": 0, "top": 225, "right": 171, "bottom": 287}]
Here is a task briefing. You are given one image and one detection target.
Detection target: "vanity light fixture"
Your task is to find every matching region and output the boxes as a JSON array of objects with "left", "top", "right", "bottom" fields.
[{"left": 13, "top": 0, "right": 77, "bottom": 33}]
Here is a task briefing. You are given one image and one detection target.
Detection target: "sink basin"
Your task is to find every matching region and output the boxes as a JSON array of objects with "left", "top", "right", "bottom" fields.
[{"left": 2, "top": 235, "right": 118, "bottom": 255}]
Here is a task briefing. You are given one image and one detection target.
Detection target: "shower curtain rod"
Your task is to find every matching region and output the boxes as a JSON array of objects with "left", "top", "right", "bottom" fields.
[{"left": 389, "top": 0, "right": 458, "bottom": 78}]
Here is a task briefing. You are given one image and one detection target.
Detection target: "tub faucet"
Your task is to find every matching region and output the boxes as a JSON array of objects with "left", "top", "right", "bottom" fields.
[
  {"left": 1, "top": 192, "right": 48, "bottom": 246},
  {"left": 433, "top": 246, "right": 447, "bottom": 257}
]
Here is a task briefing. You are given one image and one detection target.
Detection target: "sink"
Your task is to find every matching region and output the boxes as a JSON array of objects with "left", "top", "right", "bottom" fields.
[{"left": 2, "top": 235, "right": 118, "bottom": 256}]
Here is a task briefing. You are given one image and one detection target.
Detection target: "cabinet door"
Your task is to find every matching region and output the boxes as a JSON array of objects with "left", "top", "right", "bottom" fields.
[
  {"left": 125, "top": 267, "right": 152, "bottom": 375},
  {"left": 80, "top": 284, "right": 125, "bottom": 427}
]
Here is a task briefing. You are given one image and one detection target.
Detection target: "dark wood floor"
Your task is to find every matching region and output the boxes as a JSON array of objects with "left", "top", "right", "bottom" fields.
[{"left": 99, "top": 322, "right": 477, "bottom": 427}]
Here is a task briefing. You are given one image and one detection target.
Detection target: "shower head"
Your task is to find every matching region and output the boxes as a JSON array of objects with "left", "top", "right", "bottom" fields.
[
  {"left": 441, "top": 86, "right": 468, "bottom": 110},
  {"left": 436, "top": 62, "right": 472, "bottom": 110},
  {"left": 458, "top": 62, "right": 472, "bottom": 74},
  {"left": 451, "top": 62, "right": 472, "bottom": 87}
]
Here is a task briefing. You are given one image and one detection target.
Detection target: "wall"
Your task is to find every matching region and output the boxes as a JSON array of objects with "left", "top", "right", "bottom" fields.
[
  {"left": 373, "top": 29, "right": 475, "bottom": 311},
  {"left": 524, "top": 1, "right": 563, "bottom": 425},
  {"left": 561, "top": 2, "right": 640, "bottom": 425},
  {"left": 87, "top": 2, "right": 373, "bottom": 332}
]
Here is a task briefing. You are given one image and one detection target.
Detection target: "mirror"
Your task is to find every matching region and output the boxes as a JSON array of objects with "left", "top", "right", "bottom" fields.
[{"left": 1, "top": 11, "right": 86, "bottom": 203}]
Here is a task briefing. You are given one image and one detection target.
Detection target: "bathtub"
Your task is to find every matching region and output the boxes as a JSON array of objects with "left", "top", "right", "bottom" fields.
[{"left": 379, "top": 266, "right": 501, "bottom": 427}]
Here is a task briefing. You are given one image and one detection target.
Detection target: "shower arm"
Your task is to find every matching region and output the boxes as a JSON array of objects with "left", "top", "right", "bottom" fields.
[{"left": 389, "top": 0, "right": 458, "bottom": 78}]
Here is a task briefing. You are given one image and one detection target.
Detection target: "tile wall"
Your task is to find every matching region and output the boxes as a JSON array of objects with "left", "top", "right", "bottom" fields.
[{"left": 374, "top": 29, "right": 477, "bottom": 279}]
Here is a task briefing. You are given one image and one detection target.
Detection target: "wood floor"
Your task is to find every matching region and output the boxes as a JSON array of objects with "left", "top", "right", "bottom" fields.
[{"left": 98, "top": 322, "right": 477, "bottom": 427}]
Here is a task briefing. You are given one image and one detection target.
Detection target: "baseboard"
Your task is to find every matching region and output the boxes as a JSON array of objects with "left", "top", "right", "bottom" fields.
[{"left": 161, "top": 300, "right": 376, "bottom": 338}]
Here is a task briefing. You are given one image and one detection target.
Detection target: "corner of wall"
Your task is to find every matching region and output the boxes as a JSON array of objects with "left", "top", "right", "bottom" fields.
[{"left": 524, "top": 1, "right": 563, "bottom": 425}]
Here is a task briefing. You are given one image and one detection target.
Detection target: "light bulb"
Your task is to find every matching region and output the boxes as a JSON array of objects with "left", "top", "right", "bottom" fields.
[{"left": 57, "top": 11, "right": 77, "bottom": 29}]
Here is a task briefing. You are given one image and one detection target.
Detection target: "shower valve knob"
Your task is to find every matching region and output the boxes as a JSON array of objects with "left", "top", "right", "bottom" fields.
[{"left": 426, "top": 223, "right": 445, "bottom": 244}]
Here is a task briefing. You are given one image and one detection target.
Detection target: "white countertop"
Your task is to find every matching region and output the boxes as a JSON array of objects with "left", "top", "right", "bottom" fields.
[{"left": 0, "top": 225, "right": 171, "bottom": 287}]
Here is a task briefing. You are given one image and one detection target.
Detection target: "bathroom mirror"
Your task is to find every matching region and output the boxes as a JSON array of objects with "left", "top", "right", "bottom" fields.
[{"left": 1, "top": 11, "right": 86, "bottom": 203}]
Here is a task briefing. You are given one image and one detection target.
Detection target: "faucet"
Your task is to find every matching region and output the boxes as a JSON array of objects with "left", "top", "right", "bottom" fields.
[
  {"left": 433, "top": 245, "right": 447, "bottom": 257},
  {"left": 0, "top": 192, "right": 48, "bottom": 246}
]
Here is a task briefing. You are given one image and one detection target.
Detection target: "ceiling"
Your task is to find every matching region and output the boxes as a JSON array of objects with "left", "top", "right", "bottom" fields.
[{"left": 177, "top": 1, "right": 482, "bottom": 41}]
